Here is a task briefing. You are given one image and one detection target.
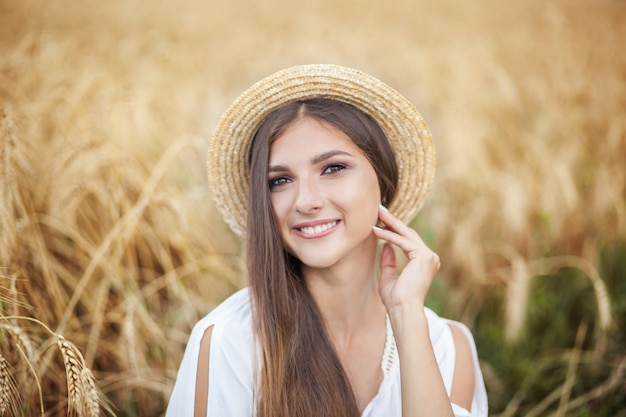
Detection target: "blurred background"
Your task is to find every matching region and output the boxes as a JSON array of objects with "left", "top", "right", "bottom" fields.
[{"left": 1, "top": 0, "right": 625, "bottom": 415}]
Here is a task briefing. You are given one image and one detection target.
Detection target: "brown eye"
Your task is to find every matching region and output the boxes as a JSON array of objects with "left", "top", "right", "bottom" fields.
[
  {"left": 269, "top": 176, "right": 291, "bottom": 189},
  {"left": 322, "top": 164, "right": 347, "bottom": 175}
]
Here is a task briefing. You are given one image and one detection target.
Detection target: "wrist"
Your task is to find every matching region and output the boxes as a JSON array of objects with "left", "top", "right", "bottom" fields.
[
  {"left": 388, "top": 305, "right": 431, "bottom": 350},
  {"left": 387, "top": 302, "right": 426, "bottom": 320},
  {"left": 387, "top": 303, "right": 428, "bottom": 332}
]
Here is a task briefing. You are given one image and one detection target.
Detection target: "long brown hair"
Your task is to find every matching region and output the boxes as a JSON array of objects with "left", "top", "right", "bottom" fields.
[{"left": 246, "top": 98, "right": 398, "bottom": 417}]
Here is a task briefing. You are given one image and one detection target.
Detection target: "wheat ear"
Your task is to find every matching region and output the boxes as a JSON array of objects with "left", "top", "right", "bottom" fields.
[
  {"left": 0, "top": 353, "right": 20, "bottom": 416},
  {"left": 57, "top": 336, "right": 100, "bottom": 417},
  {"left": 80, "top": 367, "right": 101, "bottom": 417},
  {"left": 0, "top": 353, "right": 9, "bottom": 414}
]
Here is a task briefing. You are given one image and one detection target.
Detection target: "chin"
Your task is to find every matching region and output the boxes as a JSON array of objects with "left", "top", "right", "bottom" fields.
[{"left": 297, "top": 255, "right": 340, "bottom": 270}]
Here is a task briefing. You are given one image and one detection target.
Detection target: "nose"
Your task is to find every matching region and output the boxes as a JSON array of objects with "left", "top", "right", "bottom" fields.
[{"left": 294, "top": 176, "right": 324, "bottom": 214}]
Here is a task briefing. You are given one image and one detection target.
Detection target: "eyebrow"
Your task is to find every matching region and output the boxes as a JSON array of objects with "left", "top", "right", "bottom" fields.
[
  {"left": 268, "top": 150, "right": 354, "bottom": 173},
  {"left": 311, "top": 150, "right": 353, "bottom": 165}
]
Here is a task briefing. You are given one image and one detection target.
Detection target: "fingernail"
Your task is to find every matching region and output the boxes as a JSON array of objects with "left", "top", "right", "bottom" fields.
[
  {"left": 372, "top": 225, "right": 383, "bottom": 231},
  {"left": 378, "top": 204, "right": 389, "bottom": 212}
]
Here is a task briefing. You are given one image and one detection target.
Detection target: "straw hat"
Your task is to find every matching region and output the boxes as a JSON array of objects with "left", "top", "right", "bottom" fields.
[{"left": 207, "top": 64, "right": 435, "bottom": 236}]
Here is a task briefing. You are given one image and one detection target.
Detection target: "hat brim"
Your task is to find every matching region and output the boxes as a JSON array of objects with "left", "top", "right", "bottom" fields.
[{"left": 207, "top": 64, "right": 436, "bottom": 236}]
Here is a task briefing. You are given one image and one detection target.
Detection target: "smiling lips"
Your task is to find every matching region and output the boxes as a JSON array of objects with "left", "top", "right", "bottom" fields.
[{"left": 297, "top": 221, "right": 338, "bottom": 237}]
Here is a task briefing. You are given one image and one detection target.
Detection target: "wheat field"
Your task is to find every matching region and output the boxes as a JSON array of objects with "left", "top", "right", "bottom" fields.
[{"left": 1, "top": 0, "right": 625, "bottom": 415}]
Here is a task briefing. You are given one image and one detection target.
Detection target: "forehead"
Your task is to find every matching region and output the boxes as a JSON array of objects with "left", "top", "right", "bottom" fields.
[{"left": 269, "top": 117, "right": 361, "bottom": 159}]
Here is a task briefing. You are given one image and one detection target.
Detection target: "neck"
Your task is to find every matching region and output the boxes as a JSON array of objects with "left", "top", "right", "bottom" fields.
[{"left": 302, "top": 238, "right": 386, "bottom": 341}]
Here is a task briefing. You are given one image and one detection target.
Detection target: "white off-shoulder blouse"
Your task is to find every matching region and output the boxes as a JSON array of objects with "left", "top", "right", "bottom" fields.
[{"left": 166, "top": 288, "right": 488, "bottom": 417}]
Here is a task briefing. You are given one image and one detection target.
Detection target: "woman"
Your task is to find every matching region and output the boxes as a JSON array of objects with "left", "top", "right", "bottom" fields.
[{"left": 167, "top": 64, "right": 487, "bottom": 417}]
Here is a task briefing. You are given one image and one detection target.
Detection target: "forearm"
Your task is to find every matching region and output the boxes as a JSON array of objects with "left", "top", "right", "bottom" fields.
[{"left": 389, "top": 305, "right": 454, "bottom": 417}]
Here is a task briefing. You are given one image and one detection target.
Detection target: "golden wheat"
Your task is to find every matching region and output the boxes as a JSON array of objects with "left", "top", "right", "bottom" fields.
[
  {"left": 0, "top": 106, "right": 16, "bottom": 269},
  {"left": 57, "top": 336, "right": 101, "bottom": 417},
  {"left": 0, "top": 324, "right": 37, "bottom": 366},
  {"left": 0, "top": 0, "right": 624, "bottom": 414},
  {"left": 0, "top": 353, "right": 10, "bottom": 414},
  {"left": 0, "top": 316, "right": 110, "bottom": 416},
  {"left": 0, "top": 353, "right": 20, "bottom": 417},
  {"left": 58, "top": 338, "right": 83, "bottom": 413},
  {"left": 80, "top": 368, "right": 102, "bottom": 417}
]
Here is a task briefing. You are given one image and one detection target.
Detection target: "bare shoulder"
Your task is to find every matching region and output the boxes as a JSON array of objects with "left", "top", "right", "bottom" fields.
[
  {"left": 195, "top": 325, "right": 214, "bottom": 417},
  {"left": 447, "top": 321, "right": 475, "bottom": 411}
]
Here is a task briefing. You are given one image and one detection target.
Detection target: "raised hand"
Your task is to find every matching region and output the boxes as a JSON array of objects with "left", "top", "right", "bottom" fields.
[
  {"left": 373, "top": 206, "right": 456, "bottom": 417},
  {"left": 372, "top": 205, "right": 440, "bottom": 313}
]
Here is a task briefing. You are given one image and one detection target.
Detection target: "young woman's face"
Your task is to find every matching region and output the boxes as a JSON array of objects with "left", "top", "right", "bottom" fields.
[{"left": 268, "top": 117, "right": 381, "bottom": 269}]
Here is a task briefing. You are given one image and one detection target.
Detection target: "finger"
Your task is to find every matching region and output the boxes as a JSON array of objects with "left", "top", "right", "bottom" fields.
[
  {"left": 376, "top": 205, "right": 404, "bottom": 229},
  {"left": 377, "top": 205, "right": 425, "bottom": 244},
  {"left": 379, "top": 242, "right": 397, "bottom": 279},
  {"left": 372, "top": 225, "right": 426, "bottom": 259}
]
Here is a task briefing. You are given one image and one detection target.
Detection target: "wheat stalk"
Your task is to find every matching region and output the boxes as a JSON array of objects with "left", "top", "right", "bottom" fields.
[
  {"left": 0, "top": 105, "right": 17, "bottom": 268},
  {"left": 0, "top": 322, "right": 44, "bottom": 414},
  {"left": 0, "top": 324, "right": 38, "bottom": 366}
]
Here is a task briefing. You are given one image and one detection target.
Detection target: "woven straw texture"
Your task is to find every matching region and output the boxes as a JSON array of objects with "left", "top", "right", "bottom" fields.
[{"left": 207, "top": 64, "right": 435, "bottom": 236}]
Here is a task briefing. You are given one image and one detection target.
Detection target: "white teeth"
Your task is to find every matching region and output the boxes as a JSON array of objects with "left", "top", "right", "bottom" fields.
[{"left": 299, "top": 221, "right": 337, "bottom": 236}]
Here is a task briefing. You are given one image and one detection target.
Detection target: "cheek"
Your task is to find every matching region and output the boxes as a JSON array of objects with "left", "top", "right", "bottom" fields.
[
  {"left": 361, "top": 169, "right": 382, "bottom": 205},
  {"left": 341, "top": 174, "right": 381, "bottom": 223},
  {"left": 363, "top": 174, "right": 383, "bottom": 223}
]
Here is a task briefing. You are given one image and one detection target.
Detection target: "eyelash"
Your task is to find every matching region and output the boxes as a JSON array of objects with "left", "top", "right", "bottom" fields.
[
  {"left": 322, "top": 163, "right": 347, "bottom": 174},
  {"left": 268, "top": 176, "right": 291, "bottom": 189},
  {"left": 268, "top": 163, "right": 349, "bottom": 190}
]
